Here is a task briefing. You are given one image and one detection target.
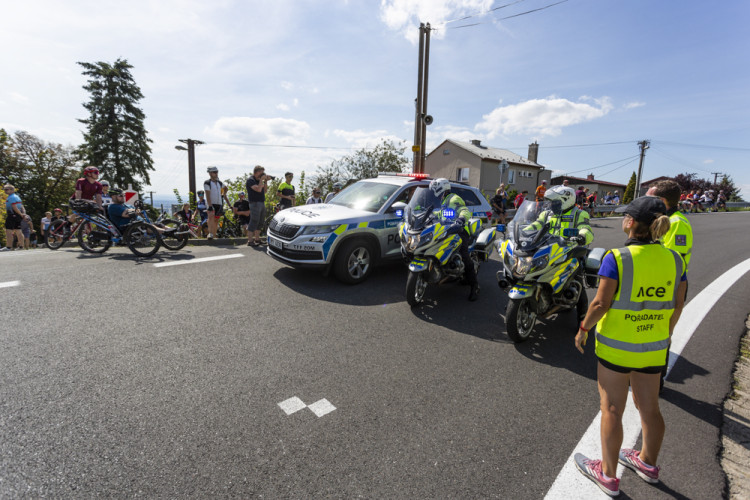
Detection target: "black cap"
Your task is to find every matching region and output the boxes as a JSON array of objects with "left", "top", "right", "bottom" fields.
[{"left": 615, "top": 196, "right": 666, "bottom": 224}]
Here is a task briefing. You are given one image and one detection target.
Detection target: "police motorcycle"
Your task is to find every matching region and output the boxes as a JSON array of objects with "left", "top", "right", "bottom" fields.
[
  {"left": 398, "top": 187, "right": 497, "bottom": 307},
  {"left": 496, "top": 198, "right": 605, "bottom": 342}
]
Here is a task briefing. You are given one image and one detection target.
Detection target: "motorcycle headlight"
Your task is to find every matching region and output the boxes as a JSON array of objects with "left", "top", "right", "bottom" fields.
[
  {"left": 513, "top": 256, "right": 534, "bottom": 277},
  {"left": 300, "top": 224, "right": 340, "bottom": 235},
  {"left": 531, "top": 255, "right": 549, "bottom": 272},
  {"left": 406, "top": 234, "right": 420, "bottom": 251}
]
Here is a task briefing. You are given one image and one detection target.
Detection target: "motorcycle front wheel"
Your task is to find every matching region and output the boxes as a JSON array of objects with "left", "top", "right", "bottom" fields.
[
  {"left": 506, "top": 298, "right": 537, "bottom": 342},
  {"left": 406, "top": 271, "right": 428, "bottom": 307}
]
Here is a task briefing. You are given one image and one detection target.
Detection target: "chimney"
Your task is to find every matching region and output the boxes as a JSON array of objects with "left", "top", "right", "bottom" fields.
[
  {"left": 470, "top": 139, "right": 481, "bottom": 147},
  {"left": 587, "top": 174, "right": 594, "bottom": 181},
  {"left": 528, "top": 142, "right": 539, "bottom": 164}
]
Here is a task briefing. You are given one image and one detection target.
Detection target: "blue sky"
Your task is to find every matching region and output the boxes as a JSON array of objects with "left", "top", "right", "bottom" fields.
[{"left": 1, "top": 0, "right": 748, "bottom": 199}]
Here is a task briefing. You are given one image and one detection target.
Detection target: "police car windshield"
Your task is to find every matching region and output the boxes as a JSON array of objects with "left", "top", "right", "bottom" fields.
[{"left": 328, "top": 181, "right": 400, "bottom": 213}]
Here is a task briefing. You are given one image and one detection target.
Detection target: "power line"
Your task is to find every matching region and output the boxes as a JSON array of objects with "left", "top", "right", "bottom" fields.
[
  {"left": 599, "top": 157, "right": 638, "bottom": 179},
  {"left": 649, "top": 146, "right": 715, "bottom": 175},
  {"left": 558, "top": 154, "right": 641, "bottom": 176},
  {"left": 656, "top": 140, "right": 750, "bottom": 152},
  {"left": 539, "top": 140, "right": 635, "bottom": 149},
  {"left": 447, "top": 0, "right": 569, "bottom": 29},
  {"left": 204, "top": 141, "right": 364, "bottom": 151},
  {"left": 441, "top": 0, "right": 529, "bottom": 25}
]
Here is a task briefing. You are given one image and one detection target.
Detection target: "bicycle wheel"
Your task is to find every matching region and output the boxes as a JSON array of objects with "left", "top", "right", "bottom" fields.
[
  {"left": 159, "top": 218, "right": 189, "bottom": 251},
  {"left": 77, "top": 220, "right": 112, "bottom": 254},
  {"left": 45, "top": 220, "right": 68, "bottom": 250},
  {"left": 124, "top": 222, "right": 161, "bottom": 258}
]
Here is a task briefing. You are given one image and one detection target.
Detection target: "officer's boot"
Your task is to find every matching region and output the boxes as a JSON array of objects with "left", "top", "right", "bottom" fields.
[{"left": 469, "top": 283, "right": 480, "bottom": 301}]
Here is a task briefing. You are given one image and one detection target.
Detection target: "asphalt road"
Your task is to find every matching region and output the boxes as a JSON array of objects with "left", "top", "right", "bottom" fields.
[{"left": 1, "top": 211, "right": 748, "bottom": 498}]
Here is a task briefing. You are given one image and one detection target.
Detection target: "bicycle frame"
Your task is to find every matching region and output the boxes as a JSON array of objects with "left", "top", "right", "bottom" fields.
[{"left": 74, "top": 210, "right": 123, "bottom": 244}]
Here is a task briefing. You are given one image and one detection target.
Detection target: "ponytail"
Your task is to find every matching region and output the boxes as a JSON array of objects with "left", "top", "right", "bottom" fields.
[{"left": 650, "top": 215, "right": 671, "bottom": 241}]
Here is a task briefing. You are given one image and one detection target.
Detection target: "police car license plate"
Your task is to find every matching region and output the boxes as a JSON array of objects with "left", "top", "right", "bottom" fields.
[{"left": 268, "top": 237, "right": 283, "bottom": 250}]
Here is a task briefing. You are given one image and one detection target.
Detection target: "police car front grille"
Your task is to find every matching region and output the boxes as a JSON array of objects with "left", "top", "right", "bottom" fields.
[{"left": 269, "top": 220, "right": 300, "bottom": 240}]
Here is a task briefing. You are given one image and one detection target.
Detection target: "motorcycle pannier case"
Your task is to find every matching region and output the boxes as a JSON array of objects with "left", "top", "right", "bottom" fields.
[
  {"left": 585, "top": 247, "right": 606, "bottom": 288},
  {"left": 473, "top": 227, "right": 497, "bottom": 260}
]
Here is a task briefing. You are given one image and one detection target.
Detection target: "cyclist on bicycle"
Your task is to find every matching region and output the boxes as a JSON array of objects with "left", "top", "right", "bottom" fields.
[
  {"left": 107, "top": 188, "right": 143, "bottom": 232},
  {"left": 71, "top": 166, "right": 104, "bottom": 208}
]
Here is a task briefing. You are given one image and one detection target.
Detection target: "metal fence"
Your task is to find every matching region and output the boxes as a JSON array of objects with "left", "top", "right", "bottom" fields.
[{"left": 500, "top": 201, "right": 748, "bottom": 220}]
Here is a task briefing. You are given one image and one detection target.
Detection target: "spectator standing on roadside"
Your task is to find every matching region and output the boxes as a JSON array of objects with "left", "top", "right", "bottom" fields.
[
  {"left": 20, "top": 215, "right": 32, "bottom": 249},
  {"left": 573, "top": 196, "right": 686, "bottom": 496},
  {"left": 514, "top": 190, "right": 528, "bottom": 209},
  {"left": 563, "top": 179, "right": 570, "bottom": 187},
  {"left": 41, "top": 212, "right": 52, "bottom": 237},
  {"left": 612, "top": 190, "right": 621, "bottom": 205},
  {"left": 490, "top": 185, "right": 507, "bottom": 225},
  {"left": 535, "top": 180, "right": 547, "bottom": 201},
  {"left": 232, "top": 192, "right": 251, "bottom": 241},
  {"left": 325, "top": 182, "right": 343, "bottom": 203},
  {"left": 246, "top": 165, "right": 268, "bottom": 247},
  {"left": 196, "top": 191, "right": 208, "bottom": 223},
  {"left": 306, "top": 188, "right": 323, "bottom": 204},
  {"left": 203, "top": 166, "right": 230, "bottom": 240},
  {"left": 3, "top": 184, "right": 25, "bottom": 251},
  {"left": 277, "top": 172, "right": 295, "bottom": 209},
  {"left": 100, "top": 181, "right": 112, "bottom": 206}
]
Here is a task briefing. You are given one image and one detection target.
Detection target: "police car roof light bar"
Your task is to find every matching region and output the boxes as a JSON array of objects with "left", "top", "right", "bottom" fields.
[{"left": 377, "top": 172, "right": 432, "bottom": 180}]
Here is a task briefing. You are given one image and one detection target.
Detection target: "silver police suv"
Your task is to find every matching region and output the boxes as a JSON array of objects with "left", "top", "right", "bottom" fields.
[{"left": 266, "top": 173, "right": 494, "bottom": 284}]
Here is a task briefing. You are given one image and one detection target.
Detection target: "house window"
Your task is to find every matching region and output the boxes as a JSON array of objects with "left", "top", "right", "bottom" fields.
[
  {"left": 507, "top": 169, "right": 516, "bottom": 185},
  {"left": 457, "top": 167, "right": 470, "bottom": 182}
]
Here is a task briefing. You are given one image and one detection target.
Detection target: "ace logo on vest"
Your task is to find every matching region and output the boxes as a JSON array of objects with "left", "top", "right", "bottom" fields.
[{"left": 636, "top": 286, "right": 667, "bottom": 298}]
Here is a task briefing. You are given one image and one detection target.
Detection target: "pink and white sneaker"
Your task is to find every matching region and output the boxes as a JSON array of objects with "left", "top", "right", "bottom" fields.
[
  {"left": 619, "top": 448, "right": 660, "bottom": 484},
  {"left": 574, "top": 453, "right": 620, "bottom": 497}
]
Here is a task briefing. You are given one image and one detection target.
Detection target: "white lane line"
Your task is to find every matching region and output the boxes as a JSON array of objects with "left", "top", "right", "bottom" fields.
[
  {"left": 0, "top": 280, "right": 20, "bottom": 288},
  {"left": 153, "top": 253, "right": 244, "bottom": 268},
  {"left": 545, "top": 257, "right": 750, "bottom": 499}
]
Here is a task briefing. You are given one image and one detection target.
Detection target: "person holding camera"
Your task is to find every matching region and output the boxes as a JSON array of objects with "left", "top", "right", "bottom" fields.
[{"left": 246, "top": 165, "right": 271, "bottom": 246}]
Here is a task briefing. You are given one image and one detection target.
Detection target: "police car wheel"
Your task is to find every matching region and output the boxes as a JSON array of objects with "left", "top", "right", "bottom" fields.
[{"left": 334, "top": 239, "right": 374, "bottom": 284}]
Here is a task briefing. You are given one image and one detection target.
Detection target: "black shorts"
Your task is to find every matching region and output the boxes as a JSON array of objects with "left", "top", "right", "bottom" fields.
[
  {"left": 5, "top": 212, "right": 22, "bottom": 230},
  {"left": 598, "top": 358, "right": 663, "bottom": 375},
  {"left": 207, "top": 204, "right": 224, "bottom": 217}
]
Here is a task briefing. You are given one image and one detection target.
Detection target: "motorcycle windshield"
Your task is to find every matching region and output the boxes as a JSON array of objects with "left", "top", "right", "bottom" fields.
[
  {"left": 405, "top": 187, "right": 441, "bottom": 230},
  {"left": 508, "top": 199, "right": 564, "bottom": 252}
]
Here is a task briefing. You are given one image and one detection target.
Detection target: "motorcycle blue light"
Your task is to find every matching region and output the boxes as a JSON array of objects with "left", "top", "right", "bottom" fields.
[
  {"left": 442, "top": 208, "right": 455, "bottom": 218},
  {"left": 395, "top": 209, "right": 404, "bottom": 218}
]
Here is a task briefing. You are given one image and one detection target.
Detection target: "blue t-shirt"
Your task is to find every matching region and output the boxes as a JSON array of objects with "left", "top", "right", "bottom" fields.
[
  {"left": 5, "top": 193, "right": 22, "bottom": 213},
  {"left": 599, "top": 251, "right": 687, "bottom": 282},
  {"left": 107, "top": 203, "right": 136, "bottom": 230}
]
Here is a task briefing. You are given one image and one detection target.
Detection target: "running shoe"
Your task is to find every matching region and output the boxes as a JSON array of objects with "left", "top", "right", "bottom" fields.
[
  {"left": 207, "top": 233, "right": 214, "bottom": 240},
  {"left": 574, "top": 453, "right": 620, "bottom": 497},
  {"left": 619, "top": 448, "right": 660, "bottom": 484}
]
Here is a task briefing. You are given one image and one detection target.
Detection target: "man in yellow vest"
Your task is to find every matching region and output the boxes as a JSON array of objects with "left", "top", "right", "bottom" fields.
[
  {"left": 573, "top": 196, "right": 687, "bottom": 495},
  {"left": 525, "top": 185, "right": 594, "bottom": 245},
  {"left": 646, "top": 179, "right": 693, "bottom": 389}
]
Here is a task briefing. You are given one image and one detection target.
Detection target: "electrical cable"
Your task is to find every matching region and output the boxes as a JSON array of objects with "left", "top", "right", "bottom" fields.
[
  {"left": 597, "top": 157, "right": 638, "bottom": 179},
  {"left": 649, "top": 146, "right": 715, "bottom": 175},
  {"left": 446, "top": 0, "right": 569, "bottom": 30},
  {"left": 555, "top": 154, "right": 641, "bottom": 176},
  {"left": 656, "top": 140, "right": 750, "bottom": 152},
  {"left": 205, "top": 141, "right": 364, "bottom": 151},
  {"left": 441, "top": 0, "right": 529, "bottom": 25}
]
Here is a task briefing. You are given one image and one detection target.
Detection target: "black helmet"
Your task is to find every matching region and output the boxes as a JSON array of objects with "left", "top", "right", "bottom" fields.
[{"left": 109, "top": 187, "right": 123, "bottom": 196}]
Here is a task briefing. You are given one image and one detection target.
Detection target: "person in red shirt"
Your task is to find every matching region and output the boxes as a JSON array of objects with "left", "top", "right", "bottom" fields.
[
  {"left": 514, "top": 190, "right": 528, "bottom": 209},
  {"left": 71, "top": 166, "right": 103, "bottom": 207}
]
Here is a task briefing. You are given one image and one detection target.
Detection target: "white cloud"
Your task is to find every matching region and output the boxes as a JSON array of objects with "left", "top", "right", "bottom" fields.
[
  {"left": 9, "top": 92, "right": 29, "bottom": 103},
  {"left": 475, "top": 96, "right": 614, "bottom": 138},
  {"left": 281, "top": 81, "right": 294, "bottom": 91},
  {"left": 276, "top": 103, "right": 290, "bottom": 111},
  {"left": 204, "top": 116, "right": 311, "bottom": 145},
  {"left": 623, "top": 101, "right": 645, "bottom": 109},
  {"left": 293, "top": 98, "right": 299, "bottom": 107},
  {"left": 703, "top": 159, "right": 715, "bottom": 164},
  {"left": 332, "top": 128, "right": 407, "bottom": 149},
  {"left": 380, "top": 0, "right": 493, "bottom": 43}
]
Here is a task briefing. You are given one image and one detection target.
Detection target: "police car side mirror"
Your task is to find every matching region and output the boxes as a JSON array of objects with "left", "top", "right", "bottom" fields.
[
  {"left": 563, "top": 228, "right": 579, "bottom": 238},
  {"left": 390, "top": 201, "right": 407, "bottom": 218}
]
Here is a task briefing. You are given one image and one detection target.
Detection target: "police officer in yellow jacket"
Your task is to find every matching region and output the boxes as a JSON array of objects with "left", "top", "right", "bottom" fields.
[
  {"left": 572, "top": 196, "right": 687, "bottom": 495},
  {"left": 525, "top": 185, "right": 594, "bottom": 246},
  {"left": 646, "top": 180, "right": 693, "bottom": 272},
  {"left": 429, "top": 178, "right": 479, "bottom": 301}
]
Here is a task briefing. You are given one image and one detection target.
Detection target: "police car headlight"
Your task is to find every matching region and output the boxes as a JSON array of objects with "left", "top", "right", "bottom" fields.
[
  {"left": 513, "top": 256, "right": 533, "bottom": 276},
  {"left": 301, "top": 224, "right": 339, "bottom": 235}
]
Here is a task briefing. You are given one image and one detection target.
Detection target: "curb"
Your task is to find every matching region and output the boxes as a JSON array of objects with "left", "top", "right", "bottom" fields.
[
  {"left": 721, "top": 315, "right": 750, "bottom": 498},
  {"left": 60, "top": 237, "right": 253, "bottom": 248}
]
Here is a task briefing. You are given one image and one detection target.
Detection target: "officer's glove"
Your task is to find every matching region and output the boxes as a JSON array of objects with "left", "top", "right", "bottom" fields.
[
  {"left": 573, "top": 235, "right": 587, "bottom": 245},
  {"left": 446, "top": 218, "right": 465, "bottom": 235}
]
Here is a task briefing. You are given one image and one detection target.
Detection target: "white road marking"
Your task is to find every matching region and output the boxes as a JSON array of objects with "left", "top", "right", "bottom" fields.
[
  {"left": 153, "top": 253, "right": 244, "bottom": 267},
  {"left": 278, "top": 397, "right": 337, "bottom": 417},
  {"left": 0, "top": 280, "right": 20, "bottom": 288},
  {"left": 545, "top": 257, "right": 750, "bottom": 498}
]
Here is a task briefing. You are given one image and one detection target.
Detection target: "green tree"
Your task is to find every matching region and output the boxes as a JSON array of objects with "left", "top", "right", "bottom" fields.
[
  {"left": 77, "top": 58, "right": 154, "bottom": 191},
  {"left": 0, "top": 129, "right": 79, "bottom": 245},
  {"left": 312, "top": 139, "right": 410, "bottom": 193},
  {"left": 674, "top": 172, "right": 743, "bottom": 201},
  {"left": 622, "top": 172, "right": 636, "bottom": 204}
]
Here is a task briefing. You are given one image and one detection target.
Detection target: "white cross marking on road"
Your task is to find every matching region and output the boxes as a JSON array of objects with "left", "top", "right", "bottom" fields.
[{"left": 278, "top": 397, "right": 336, "bottom": 417}]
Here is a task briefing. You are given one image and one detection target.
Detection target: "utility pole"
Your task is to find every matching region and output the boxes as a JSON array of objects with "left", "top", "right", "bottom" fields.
[
  {"left": 147, "top": 191, "right": 154, "bottom": 207},
  {"left": 176, "top": 139, "right": 203, "bottom": 201},
  {"left": 635, "top": 139, "right": 650, "bottom": 197},
  {"left": 412, "top": 23, "right": 432, "bottom": 173},
  {"left": 712, "top": 172, "right": 722, "bottom": 185}
]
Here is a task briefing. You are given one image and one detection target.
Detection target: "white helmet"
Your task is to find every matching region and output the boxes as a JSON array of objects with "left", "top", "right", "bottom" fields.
[
  {"left": 544, "top": 185, "right": 576, "bottom": 211},
  {"left": 429, "top": 178, "right": 450, "bottom": 198}
]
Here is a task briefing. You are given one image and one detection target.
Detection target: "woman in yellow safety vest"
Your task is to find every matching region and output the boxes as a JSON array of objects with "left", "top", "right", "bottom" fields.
[{"left": 572, "top": 196, "right": 687, "bottom": 497}]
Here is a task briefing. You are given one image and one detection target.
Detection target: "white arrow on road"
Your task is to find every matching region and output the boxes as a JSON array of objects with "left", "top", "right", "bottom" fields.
[{"left": 545, "top": 257, "right": 750, "bottom": 499}]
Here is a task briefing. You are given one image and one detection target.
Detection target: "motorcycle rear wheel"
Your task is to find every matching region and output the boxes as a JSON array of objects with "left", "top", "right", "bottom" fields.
[
  {"left": 406, "top": 271, "right": 428, "bottom": 307},
  {"left": 506, "top": 298, "right": 537, "bottom": 342}
]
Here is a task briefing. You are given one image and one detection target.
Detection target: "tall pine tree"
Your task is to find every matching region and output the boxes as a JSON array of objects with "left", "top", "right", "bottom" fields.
[
  {"left": 622, "top": 171, "right": 637, "bottom": 204},
  {"left": 77, "top": 59, "right": 153, "bottom": 191}
]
